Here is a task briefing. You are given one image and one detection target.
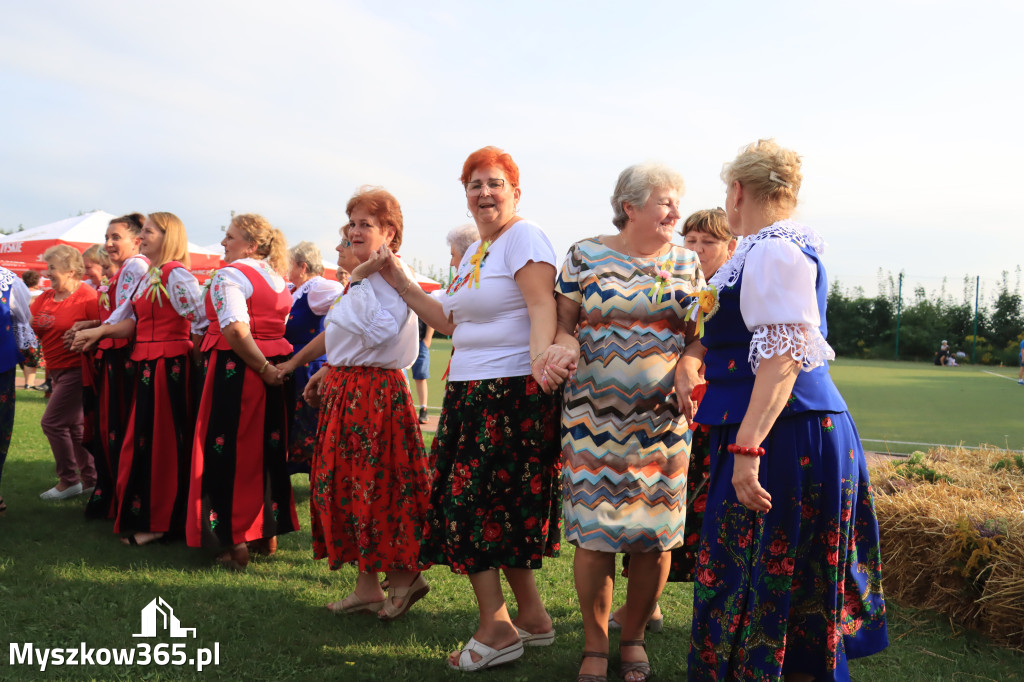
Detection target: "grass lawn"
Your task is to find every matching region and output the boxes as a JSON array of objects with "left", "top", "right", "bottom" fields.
[{"left": 2, "top": 354, "right": 1024, "bottom": 680}]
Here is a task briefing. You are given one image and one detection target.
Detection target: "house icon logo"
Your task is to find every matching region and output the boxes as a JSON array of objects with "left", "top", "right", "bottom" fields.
[{"left": 133, "top": 597, "right": 197, "bottom": 638}]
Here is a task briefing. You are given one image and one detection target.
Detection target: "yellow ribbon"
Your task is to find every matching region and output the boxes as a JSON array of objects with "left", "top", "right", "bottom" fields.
[
  {"left": 144, "top": 266, "right": 169, "bottom": 307},
  {"left": 468, "top": 240, "right": 490, "bottom": 289}
]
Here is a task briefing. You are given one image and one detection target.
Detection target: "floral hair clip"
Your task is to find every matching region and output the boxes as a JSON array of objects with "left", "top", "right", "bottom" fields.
[
  {"left": 97, "top": 276, "right": 111, "bottom": 310},
  {"left": 684, "top": 284, "right": 720, "bottom": 337},
  {"left": 769, "top": 170, "right": 791, "bottom": 189},
  {"left": 144, "top": 266, "right": 169, "bottom": 306}
]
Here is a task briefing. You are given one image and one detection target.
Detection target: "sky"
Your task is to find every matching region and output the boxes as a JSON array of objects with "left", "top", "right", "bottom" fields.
[{"left": 2, "top": 0, "right": 1022, "bottom": 302}]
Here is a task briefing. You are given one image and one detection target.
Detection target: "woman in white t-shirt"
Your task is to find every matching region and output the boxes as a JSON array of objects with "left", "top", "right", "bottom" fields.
[{"left": 370, "top": 147, "right": 574, "bottom": 672}]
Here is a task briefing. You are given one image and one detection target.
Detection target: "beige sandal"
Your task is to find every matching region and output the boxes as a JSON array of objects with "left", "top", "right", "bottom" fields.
[
  {"left": 326, "top": 592, "right": 385, "bottom": 615},
  {"left": 377, "top": 573, "right": 430, "bottom": 621}
]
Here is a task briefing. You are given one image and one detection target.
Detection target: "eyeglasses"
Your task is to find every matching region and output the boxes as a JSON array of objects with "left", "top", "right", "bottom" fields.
[
  {"left": 465, "top": 179, "right": 507, "bottom": 196},
  {"left": 339, "top": 239, "right": 351, "bottom": 248}
]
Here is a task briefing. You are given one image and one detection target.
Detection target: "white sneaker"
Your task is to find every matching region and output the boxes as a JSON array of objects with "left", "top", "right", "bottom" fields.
[{"left": 40, "top": 483, "right": 83, "bottom": 500}]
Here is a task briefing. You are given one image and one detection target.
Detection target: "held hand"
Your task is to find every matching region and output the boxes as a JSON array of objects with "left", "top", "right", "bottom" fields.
[
  {"left": 532, "top": 344, "right": 578, "bottom": 392},
  {"left": 350, "top": 245, "right": 389, "bottom": 281},
  {"left": 275, "top": 358, "right": 297, "bottom": 377},
  {"left": 71, "top": 329, "right": 101, "bottom": 353},
  {"left": 672, "top": 364, "right": 702, "bottom": 425},
  {"left": 262, "top": 364, "right": 284, "bottom": 386},
  {"left": 377, "top": 246, "right": 411, "bottom": 292},
  {"left": 731, "top": 452, "right": 772, "bottom": 513}
]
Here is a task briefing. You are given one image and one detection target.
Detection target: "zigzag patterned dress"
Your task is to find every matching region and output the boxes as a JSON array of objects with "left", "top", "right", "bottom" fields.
[{"left": 557, "top": 238, "right": 702, "bottom": 552}]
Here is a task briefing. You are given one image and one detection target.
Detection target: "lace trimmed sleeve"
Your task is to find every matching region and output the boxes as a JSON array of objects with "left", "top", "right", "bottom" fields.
[
  {"left": 304, "top": 276, "right": 345, "bottom": 316},
  {"left": 739, "top": 237, "right": 835, "bottom": 374}
]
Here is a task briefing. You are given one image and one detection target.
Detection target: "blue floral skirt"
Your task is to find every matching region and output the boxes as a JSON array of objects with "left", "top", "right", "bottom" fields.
[{"left": 688, "top": 411, "right": 888, "bottom": 681}]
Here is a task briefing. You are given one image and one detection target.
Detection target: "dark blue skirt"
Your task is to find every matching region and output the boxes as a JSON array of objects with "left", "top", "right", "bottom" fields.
[{"left": 688, "top": 411, "right": 888, "bottom": 681}]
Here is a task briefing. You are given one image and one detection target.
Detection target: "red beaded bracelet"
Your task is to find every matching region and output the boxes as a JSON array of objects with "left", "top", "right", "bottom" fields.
[{"left": 728, "top": 444, "right": 766, "bottom": 457}]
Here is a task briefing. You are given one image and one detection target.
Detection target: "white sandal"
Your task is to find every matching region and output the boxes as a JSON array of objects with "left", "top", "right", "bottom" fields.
[
  {"left": 448, "top": 637, "right": 524, "bottom": 671},
  {"left": 514, "top": 625, "right": 555, "bottom": 646}
]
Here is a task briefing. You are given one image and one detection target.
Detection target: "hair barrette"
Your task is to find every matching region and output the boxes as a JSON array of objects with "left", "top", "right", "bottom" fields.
[{"left": 768, "top": 170, "right": 791, "bottom": 189}]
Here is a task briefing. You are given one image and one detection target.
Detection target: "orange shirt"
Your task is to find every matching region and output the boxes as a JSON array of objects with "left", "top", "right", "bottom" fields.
[{"left": 30, "top": 285, "right": 99, "bottom": 370}]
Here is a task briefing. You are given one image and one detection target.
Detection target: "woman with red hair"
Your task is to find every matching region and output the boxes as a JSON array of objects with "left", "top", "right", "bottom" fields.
[
  {"left": 277, "top": 187, "right": 432, "bottom": 620},
  {"left": 370, "top": 147, "right": 570, "bottom": 671}
]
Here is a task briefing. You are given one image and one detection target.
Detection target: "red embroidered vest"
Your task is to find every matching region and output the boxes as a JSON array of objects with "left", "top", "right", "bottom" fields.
[
  {"left": 130, "top": 261, "right": 193, "bottom": 361},
  {"left": 201, "top": 263, "right": 292, "bottom": 357}
]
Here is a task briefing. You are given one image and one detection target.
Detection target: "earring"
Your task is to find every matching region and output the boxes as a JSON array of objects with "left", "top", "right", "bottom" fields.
[{"left": 466, "top": 210, "right": 472, "bottom": 218}]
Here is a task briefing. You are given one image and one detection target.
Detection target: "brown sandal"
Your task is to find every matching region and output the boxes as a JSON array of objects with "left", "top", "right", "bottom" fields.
[
  {"left": 578, "top": 651, "right": 608, "bottom": 682},
  {"left": 619, "top": 640, "right": 652, "bottom": 682},
  {"left": 214, "top": 543, "right": 249, "bottom": 571}
]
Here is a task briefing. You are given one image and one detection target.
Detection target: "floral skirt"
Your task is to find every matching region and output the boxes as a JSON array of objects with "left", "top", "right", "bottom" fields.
[
  {"left": 688, "top": 411, "right": 888, "bottom": 682},
  {"left": 310, "top": 365, "right": 430, "bottom": 572},
  {"left": 187, "top": 349, "right": 299, "bottom": 549},
  {"left": 418, "top": 375, "right": 562, "bottom": 574},
  {"left": 84, "top": 348, "right": 135, "bottom": 520},
  {"left": 114, "top": 355, "right": 190, "bottom": 535}
]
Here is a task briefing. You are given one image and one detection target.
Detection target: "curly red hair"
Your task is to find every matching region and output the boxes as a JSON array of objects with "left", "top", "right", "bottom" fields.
[
  {"left": 345, "top": 186, "right": 404, "bottom": 252},
  {"left": 460, "top": 146, "right": 520, "bottom": 188}
]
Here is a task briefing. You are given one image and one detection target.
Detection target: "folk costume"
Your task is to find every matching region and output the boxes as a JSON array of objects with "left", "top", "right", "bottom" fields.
[
  {"left": 310, "top": 263, "right": 431, "bottom": 572},
  {"left": 0, "top": 267, "right": 32, "bottom": 498},
  {"left": 187, "top": 259, "right": 299, "bottom": 550},
  {"left": 284, "top": 275, "right": 342, "bottom": 474},
  {"left": 83, "top": 254, "right": 148, "bottom": 519},
  {"left": 688, "top": 221, "right": 888, "bottom": 681}
]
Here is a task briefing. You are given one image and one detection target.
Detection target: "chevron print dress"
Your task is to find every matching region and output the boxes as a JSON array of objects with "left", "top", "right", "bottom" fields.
[{"left": 557, "top": 239, "right": 702, "bottom": 553}]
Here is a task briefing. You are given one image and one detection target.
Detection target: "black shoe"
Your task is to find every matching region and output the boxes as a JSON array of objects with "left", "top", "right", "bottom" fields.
[
  {"left": 418, "top": 407, "right": 429, "bottom": 424},
  {"left": 32, "top": 382, "right": 51, "bottom": 392}
]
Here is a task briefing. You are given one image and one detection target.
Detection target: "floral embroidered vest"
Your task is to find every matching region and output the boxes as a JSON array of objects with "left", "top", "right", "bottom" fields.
[
  {"left": 284, "top": 286, "right": 326, "bottom": 363},
  {"left": 98, "top": 254, "right": 149, "bottom": 351},
  {"left": 130, "top": 261, "right": 193, "bottom": 361},
  {"left": 695, "top": 237, "right": 847, "bottom": 426},
  {"left": 0, "top": 269, "right": 21, "bottom": 373},
  {"left": 201, "top": 263, "right": 292, "bottom": 357}
]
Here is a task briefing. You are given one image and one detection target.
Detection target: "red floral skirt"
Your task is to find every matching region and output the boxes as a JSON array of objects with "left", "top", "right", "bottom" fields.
[{"left": 310, "top": 365, "right": 431, "bottom": 572}]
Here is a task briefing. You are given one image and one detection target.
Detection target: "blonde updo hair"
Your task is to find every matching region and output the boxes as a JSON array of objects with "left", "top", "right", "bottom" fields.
[
  {"left": 610, "top": 163, "right": 686, "bottom": 231},
  {"left": 83, "top": 244, "right": 112, "bottom": 268},
  {"left": 42, "top": 244, "right": 85, "bottom": 279},
  {"left": 231, "top": 213, "right": 288, "bottom": 275},
  {"left": 289, "top": 241, "right": 325, "bottom": 277},
  {"left": 147, "top": 212, "right": 191, "bottom": 269},
  {"left": 722, "top": 138, "right": 802, "bottom": 220}
]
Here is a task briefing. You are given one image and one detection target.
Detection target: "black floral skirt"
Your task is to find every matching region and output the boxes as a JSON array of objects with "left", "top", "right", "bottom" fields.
[{"left": 418, "top": 375, "right": 562, "bottom": 574}]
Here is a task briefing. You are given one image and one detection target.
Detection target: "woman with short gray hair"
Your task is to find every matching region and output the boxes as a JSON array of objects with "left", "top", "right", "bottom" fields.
[
  {"left": 445, "top": 223, "right": 480, "bottom": 265},
  {"left": 545, "top": 162, "right": 702, "bottom": 682},
  {"left": 284, "top": 241, "right": 343, "bottom": 473}
]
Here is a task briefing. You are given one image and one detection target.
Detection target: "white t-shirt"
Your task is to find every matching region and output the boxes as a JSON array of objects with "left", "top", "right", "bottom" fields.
[
  {"left": 324, "top": 262, "right": 418, "bottom": 370},
  {"left": 441, "top": 219, "right": 556, "bottom": 381}
]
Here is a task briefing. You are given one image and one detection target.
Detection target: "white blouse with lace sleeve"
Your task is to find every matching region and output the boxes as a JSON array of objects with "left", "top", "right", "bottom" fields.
[
  {"left": 211, "top": 259, "right": 287, "bottom": 328},
  {"left": 739, "top": 238, "right": 835, "bottom": 374},
  {"left": 293, "top": 276, "right": 345, "bottom": 316}
]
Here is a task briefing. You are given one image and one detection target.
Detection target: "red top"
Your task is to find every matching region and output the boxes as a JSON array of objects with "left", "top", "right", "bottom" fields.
[
  {"left": 30, "top": 284, "right": 100, "bottom": 370},
  {"left": 131, "top": 261, "right": 194, "bottom": 361},
  {"left": 201, "top": 263, "right": 292, "bottom": 357}
]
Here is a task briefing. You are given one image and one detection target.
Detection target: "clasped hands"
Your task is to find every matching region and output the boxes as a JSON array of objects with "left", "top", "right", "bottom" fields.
[{"left": 531, "top": 344, "right": 578, "bottom": 393}]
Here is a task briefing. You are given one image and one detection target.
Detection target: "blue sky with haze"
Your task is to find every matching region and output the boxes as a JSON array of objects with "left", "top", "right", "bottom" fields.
[{"left": 2, "top": 0, "right": 1021, "bottom": 299}]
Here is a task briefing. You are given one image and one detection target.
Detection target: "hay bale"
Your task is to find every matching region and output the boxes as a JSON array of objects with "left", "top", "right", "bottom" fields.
[{"left": 870, "top": 446, "right": 1024, "bottom": 651}]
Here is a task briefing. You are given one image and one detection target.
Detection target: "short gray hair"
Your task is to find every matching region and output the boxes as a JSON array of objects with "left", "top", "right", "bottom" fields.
[
  {"left": 289, "top": 241, "right": 325, "bottom": 276},
  {"left": 446, "top": 223, "right": 480, "bottom": 261},
  {"left": 610, "top": 163, "right": 686, "bottom": 230}
]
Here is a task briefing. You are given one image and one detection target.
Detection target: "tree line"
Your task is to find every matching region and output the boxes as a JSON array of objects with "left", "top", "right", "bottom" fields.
[{"left": 827, "top": 269, "right": 1024, "bottom": 365}]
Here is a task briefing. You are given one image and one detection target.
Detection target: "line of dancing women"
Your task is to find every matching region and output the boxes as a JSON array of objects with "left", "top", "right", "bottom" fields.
[{"left": 2, "top": 139, "right": 889, "bottom": 681}]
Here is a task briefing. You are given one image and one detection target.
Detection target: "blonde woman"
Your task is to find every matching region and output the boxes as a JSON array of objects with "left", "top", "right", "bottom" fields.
[
  {"left": 688, "top": 140, "right": 887, "bottom": 680},
  {"left": 187, "top": 214, "right": 299, "bottom": 570},
  {"left": 73, "top": 212, "right": 206, "bottom": 545},
  {"left": 82, "top": 244, "right": 117, "bottom": 288}
]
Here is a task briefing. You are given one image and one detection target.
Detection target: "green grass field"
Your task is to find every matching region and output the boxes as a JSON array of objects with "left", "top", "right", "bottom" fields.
[{"left": 2, "top": 354, "right": 1023, "bottom": 680}]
